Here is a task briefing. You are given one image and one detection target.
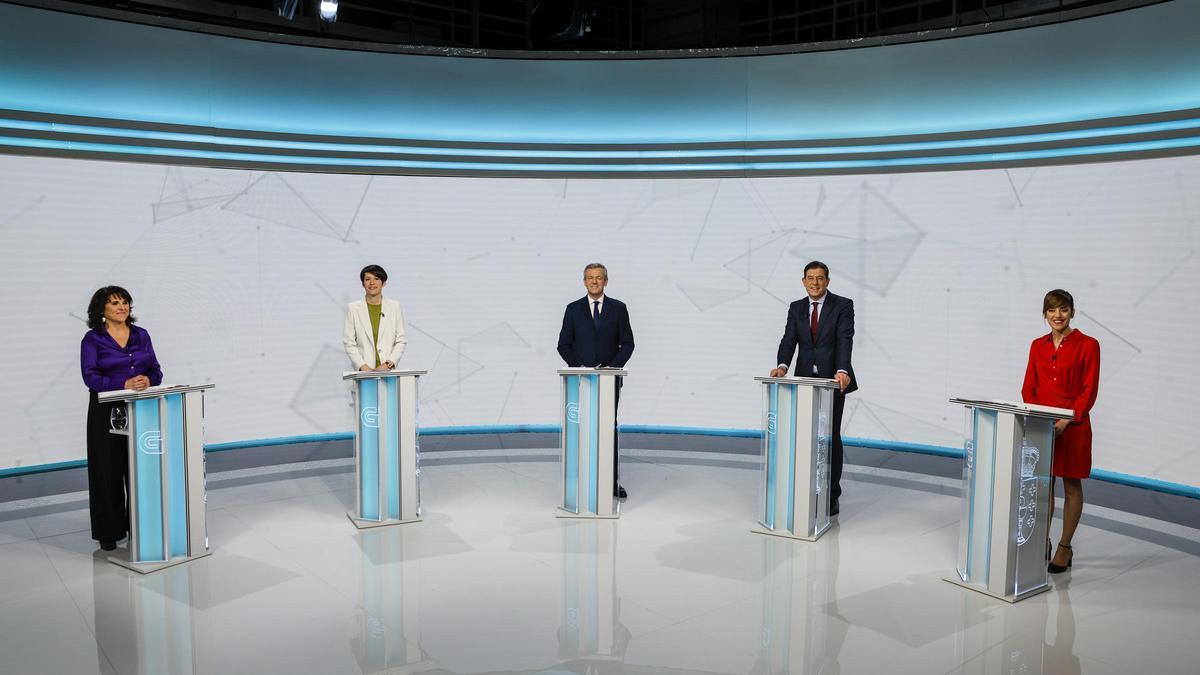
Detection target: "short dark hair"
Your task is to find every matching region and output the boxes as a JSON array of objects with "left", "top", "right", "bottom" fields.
[
  {"left": 1042, "top": 288, "right": 1075, "bottom": 314},
  {"left": 803, "top": 261, "right": 829, "bottom": 278},
  {"left": 86, "top": 286, "right": 136, "bottom": 330},
  {"left": 360, "top": 264, "right": 388, "bottom": 284}
]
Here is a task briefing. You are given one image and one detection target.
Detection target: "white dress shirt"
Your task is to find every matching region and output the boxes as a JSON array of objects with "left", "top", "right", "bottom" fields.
[{"left": 588, "top": 294, "right": 605, "bottom": 320}]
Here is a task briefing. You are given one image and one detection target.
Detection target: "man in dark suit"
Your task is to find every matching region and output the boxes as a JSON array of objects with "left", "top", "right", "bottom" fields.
[
  {"left": 771, "top": 260, "right": 857, "bottom": 515},
  {"left": 558, "top": 263, "right": 635, "bottom": 498}
]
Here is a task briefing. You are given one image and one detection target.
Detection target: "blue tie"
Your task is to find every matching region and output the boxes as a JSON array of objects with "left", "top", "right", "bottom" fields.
[{"left": 592, "top": 300, "right": 600, "bottom": 327}]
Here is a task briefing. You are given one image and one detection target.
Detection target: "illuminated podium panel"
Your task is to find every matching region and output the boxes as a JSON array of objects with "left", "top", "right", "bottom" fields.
[
  {"left": 99, "top": 383, "right": 214, "bottom": 574},
  {"left": 557, "top": 368, "right": 626, "bottom": 519},
  {"left": 946, "top": 398, "right": 1074, "bottom": 603},
  {"left": 344, "top": 370, "right": 427, "bottom": 529},
  {"left": 752, "top": 376, "right": 839, "bottom": 542}
]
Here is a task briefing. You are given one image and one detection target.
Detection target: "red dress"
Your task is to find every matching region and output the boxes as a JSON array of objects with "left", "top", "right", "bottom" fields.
[{"left": 1021, "top": 329, "right": 1101, "bottom": 478}]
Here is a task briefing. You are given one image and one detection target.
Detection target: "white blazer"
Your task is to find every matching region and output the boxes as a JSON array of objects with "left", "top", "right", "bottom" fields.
[{"left": 343, "top": 298, "right": 407, "bottom": 369}]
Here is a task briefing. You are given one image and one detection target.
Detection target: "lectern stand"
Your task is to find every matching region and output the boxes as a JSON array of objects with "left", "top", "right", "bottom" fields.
[
  {"left": 752, "top": 376, "right": 839, "bottom": 542},
  {"left": 344, "top": 370, "right": 427, "bottom": 528},
  {"left": 945, "top": 398, "right": 1074, "bottom": 603},
  {"left": 99, "top": 383, "right": 214, "bottom": 574},
  {"left": 557, "top": 368, "right": 626, "bottom": 519}
]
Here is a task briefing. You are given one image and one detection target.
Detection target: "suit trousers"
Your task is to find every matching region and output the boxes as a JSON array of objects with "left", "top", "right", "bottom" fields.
[
  {"left": 86, "top": 393, "right": 129, "bottom": 542},
  {"left": 831, "top": 390, "right": 845, "bottom": 505},
  {"left": 613, "top": 378, "right": 621, "bottom": 489}
]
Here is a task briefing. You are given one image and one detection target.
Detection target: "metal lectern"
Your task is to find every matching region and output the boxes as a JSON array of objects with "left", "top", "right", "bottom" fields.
[
  {"left": 946, "top": 398, "right": 1075, "bottom": 602},
  {"left": 752, "top": 376, "right": 840, "bottom": 542},
  {"left": 344, "top": 370, "right": 427, "bottom": 528},
  {"left": 99, "top": 383, "right": 214, "bottom": 573},
  {"left": 557, "top": 368, "right": 626, "bottom": 519}
]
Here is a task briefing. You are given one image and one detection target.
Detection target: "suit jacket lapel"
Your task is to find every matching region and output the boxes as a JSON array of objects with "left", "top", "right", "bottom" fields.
[
  {"left": 355, "top": 302, "right": 376, "bottom": 347},
  {"left": 816, "top": 294, "right": 836, "bottom": 343}
]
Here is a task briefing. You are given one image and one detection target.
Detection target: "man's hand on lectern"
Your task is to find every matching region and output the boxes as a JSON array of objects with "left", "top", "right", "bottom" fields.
[
  {"left": 835, "top": 372, "right": 851, "bottom": 391},
  {"left": 769, "top": 367, "right": 788, "bottom": 378}
]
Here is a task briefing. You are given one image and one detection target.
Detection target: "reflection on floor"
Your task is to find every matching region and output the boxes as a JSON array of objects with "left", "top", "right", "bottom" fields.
[{"left": 1, "top": 446, "right": 1198, "bottom": 674}]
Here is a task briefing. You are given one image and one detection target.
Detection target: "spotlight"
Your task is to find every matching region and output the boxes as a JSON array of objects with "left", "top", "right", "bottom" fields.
[{"left": 319, "top": 0, "right": 338, "bottom": 22}]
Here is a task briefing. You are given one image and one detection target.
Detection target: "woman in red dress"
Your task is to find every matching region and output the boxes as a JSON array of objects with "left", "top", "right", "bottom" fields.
[{"left": 1021, "top": 289, "right": 1100, "bottom": 573}]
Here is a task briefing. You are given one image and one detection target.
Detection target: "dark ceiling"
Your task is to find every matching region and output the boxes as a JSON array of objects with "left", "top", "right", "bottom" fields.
[{"left": 40, "top": 0, "right": 1135, "bottom": 50}]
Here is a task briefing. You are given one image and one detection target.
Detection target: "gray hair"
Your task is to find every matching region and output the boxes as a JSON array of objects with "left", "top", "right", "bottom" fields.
[{"left": 583, "top": 263, "right": 608, "bottom": 280}]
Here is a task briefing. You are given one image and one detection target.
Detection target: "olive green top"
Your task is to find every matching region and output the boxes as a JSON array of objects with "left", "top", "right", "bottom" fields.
[{"left": 367, "top": 301, "right": 383, "bottom": 366}]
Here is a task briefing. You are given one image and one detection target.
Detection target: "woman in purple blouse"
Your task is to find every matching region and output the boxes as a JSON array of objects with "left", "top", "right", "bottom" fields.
[{"left": 80, "top": 286, "right": 162, "bottom": 551}]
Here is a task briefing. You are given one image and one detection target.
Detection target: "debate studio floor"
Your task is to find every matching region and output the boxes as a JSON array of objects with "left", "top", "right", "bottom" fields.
[{"left": 2, "top": 437, "right": 1199, "bottom": 675}]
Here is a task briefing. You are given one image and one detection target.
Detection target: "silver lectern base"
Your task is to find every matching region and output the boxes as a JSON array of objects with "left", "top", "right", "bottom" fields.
[
  {"left": 108, "top": 549, "right": 212, "bottom": 575},
  {"left": 942, "top": 574, "right": 1051, "bottom": 604},
  {"left": 555, "top": 502, "right": 620, "bottom": 519},
  {"left": 751, "top": 522, "right": 831, "bottom": 542},
  {"left": 347, "top": 512, "right": 423, "bottom": 529}
]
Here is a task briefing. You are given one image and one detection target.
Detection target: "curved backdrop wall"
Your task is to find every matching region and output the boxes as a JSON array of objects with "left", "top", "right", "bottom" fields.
[
  {"left": 1, "top": 152, "right": 1198, "bottom": 489},
  {"left": 1, "top": 2, "right": 1198, "bottom": 489},
  {"left": 2, "top": 2, "right": 1200, "bottom": 175}
]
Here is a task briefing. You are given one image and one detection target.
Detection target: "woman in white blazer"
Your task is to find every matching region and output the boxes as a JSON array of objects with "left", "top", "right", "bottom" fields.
[{"left": 343, "top": 264, "right": 407, "bottom": 371}]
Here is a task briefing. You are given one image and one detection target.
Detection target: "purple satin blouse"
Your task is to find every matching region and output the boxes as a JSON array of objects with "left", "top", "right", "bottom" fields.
[{"left": 80, "top": 326, "right": 164, "bottom": 393}]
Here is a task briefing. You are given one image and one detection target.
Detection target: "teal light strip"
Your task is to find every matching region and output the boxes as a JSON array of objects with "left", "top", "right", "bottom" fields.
[
  {"left": 4, "top": 115, "right": 1200, "bottom": 159},
  {"left": 5, "top": 425, "right": 1198, "bottom": 499},
  {"left": 3, "top": 131, "right": 1200, "bottom": 172}
]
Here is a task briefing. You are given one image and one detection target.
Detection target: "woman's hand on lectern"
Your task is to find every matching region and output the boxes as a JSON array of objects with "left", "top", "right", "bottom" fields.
[
  {"left": 1054, "top": 419, "right": 1069, "bottom": 435},
  {"left": 124, "top": 375, "right": 150, "bottom": 391}
]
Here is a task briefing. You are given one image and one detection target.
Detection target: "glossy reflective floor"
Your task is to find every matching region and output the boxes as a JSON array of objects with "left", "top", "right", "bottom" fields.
[{"left": 2, "top": 446, "right": 1199, "bottom": 675}]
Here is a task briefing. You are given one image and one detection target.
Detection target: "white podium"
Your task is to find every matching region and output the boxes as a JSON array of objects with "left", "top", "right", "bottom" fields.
[
  {"left": 99, "top": 383, "right": 214, "bottom": 573},
  {"left": 557, "top": 368, "right": 626, "bottom": 519},
  {"left": 752, "top": 376, "right": 839, "bottom": 541},
  {"left": 344, "top": 370, "right": 427, "bottom": 528},
  {"left": 946, "top": 398, "right": 1075, "bottom": 602}
]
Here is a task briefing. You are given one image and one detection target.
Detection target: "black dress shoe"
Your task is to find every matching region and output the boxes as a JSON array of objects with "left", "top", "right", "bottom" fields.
[
  {"left": 1048, "top": 543, "right": 1073, "bottom": 574},
  {"left": 99, "top": 540, "right": 116, "bottom": 551},
  {"left": 614, "top": 485, "right": 628, "bottom": 499},
  {"left": 829, "top": 502, "right": 840, "bottom": 516}
]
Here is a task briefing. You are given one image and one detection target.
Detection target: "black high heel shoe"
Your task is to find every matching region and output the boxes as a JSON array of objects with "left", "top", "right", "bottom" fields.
[{"left": 1048, "top": 543, "right": 1073, "bottom": 574}]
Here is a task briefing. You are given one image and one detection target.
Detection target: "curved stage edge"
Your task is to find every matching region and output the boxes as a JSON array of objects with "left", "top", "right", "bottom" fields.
[{"left": 3, "top": 427, "right": 1197, "bottom": 529}]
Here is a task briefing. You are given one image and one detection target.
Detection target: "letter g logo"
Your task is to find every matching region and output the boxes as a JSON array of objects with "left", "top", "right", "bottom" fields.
[
  {"left": 361, "top": 406, "right": 379, "bottom": 428},
  {"left": 139, "top": 430, "right": 162, "bottom": 455}
]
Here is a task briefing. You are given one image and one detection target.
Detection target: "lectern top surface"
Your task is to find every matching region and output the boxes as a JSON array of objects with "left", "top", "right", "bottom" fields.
[
  {"left": 754, "top": 376, "right": 839, "bottom": 387},
  {"left": 97, "top": 383, "right": 215, "bottom": 402},
  {"left": 557, "top": 367, "right": 628, "bottom": 376},
  {"left": 949, "top": 398, "right": 1074, "bottom": 419},
  {"left": 342, "top": 369, "right": 429, "bottom": 380}
]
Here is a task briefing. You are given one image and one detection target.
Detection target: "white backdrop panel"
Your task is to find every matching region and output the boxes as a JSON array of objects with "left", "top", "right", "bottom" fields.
[{"left": 1, "top": 155, "right": 1197, "bottom": 486}]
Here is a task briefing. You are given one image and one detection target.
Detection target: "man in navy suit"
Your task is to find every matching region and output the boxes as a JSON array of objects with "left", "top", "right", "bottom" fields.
[
  {"left": 558, "top": 263, "right": 635, "bottom": 498},
  {"left": 771, "top": 260, "right": 857, "bottom": 515}
]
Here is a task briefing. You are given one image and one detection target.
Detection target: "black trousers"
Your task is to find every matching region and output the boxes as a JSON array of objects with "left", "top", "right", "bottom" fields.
[
  {"left": 613, "top": 378, "right": 621, "bottom": 488},
  {"left": 831, "top": 390, "right": 845, "bottom": 505},
  {"left": 86, "top": 393, "right": 129, "bottom": 542}
]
